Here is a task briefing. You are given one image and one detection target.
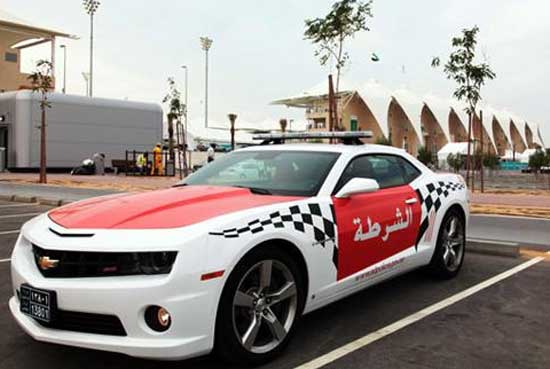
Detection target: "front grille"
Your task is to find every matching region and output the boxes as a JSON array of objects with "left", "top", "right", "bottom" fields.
[
  {"left": 32, "top": 245, "right": 176, "bottom": 278},
  {"left": 38, "top": 309, "right": 127, "bottom": 336}
]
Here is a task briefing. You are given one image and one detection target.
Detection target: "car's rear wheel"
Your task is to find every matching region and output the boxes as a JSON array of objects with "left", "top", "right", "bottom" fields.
[
  {"left": 428, "top": 209, "right": 465, "bottom": 279},
  {"left": 214, "top": 247, "right": 305, "bottom": 365}
]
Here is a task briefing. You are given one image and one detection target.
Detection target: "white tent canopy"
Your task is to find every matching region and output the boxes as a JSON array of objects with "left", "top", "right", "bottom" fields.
[{"left": 437, "top": 142, "right": 469, "bottom": 169}]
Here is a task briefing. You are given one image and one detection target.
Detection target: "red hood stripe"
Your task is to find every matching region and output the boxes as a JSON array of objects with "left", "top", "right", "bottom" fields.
[{"left": 48, "top": 186, "right": 302, "bottom": 230}]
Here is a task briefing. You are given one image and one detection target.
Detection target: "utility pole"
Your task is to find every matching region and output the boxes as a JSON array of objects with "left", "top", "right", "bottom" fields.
[
  {"left": 60, "top": 45, "right": 67, "bottom": 93},
  {"left": 83, "top": 0, "right": 100, "bottom": 97},
  {"left": 200, "top": 37, "right": 213, "bottom": 128}
]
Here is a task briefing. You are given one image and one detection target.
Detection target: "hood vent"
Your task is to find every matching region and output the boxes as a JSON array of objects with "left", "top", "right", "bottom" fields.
[{"left": 49, "top": 227, "right": 94, "bottom": 238}]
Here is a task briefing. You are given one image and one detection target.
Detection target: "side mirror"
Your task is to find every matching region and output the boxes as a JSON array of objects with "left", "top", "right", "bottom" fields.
[{"left": 335, "top": 178, "right": 379, "bottom": 199}]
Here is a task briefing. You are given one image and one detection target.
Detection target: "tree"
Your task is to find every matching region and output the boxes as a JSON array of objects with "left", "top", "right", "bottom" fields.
[
  {"left": 417, "top": 146, "right": 433, "bottom": 166},
  {"left": 528, "top": 149, "right": 549, "bottom": 175},
  {"left": 482, "top": 152, "right": 500, "bottom": 174},
  {"left": 374, "top": 136, "right": 392, "bottom": 146},
  {"left": 447, "top": 153, "right": 464, "bottom": 173},
  {"left": 162, "top": 78, "right": 184, "bottom": 157},
  {"left": 432, "top": 26, "right": 496, "bottom": 188},
  {"left": 305, "top": 0, "right": 373, "bottom": 130},
  {"left": 28, "top": 60, "right": 54, "bottom": 184}
]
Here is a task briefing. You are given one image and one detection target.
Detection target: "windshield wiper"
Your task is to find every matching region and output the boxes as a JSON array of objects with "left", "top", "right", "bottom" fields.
[{"left": 233, "top": 186, "right": 272, "bottom": 195}]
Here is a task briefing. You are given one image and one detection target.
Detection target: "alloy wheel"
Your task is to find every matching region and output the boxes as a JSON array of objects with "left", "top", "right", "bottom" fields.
[
  {"left": 441, "top": 215, "right": 465, "bottom": 272},
  {"left": 232, "top": 260, "right": 298, "bottom": 354}
]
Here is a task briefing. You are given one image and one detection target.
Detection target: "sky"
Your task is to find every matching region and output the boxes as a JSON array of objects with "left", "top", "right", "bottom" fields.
[{"left": 4, "top": 0, "right": 550, "bottom": 144}]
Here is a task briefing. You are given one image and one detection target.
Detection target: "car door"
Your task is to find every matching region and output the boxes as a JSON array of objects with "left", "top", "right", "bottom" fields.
[{"left": 332, "top": 154, "right": 422, "bottom": 281}]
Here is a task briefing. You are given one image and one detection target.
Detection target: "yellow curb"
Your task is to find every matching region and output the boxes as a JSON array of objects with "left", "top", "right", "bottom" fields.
[{"left": 470, "top": 204, "right": 550, "bottom": 219}]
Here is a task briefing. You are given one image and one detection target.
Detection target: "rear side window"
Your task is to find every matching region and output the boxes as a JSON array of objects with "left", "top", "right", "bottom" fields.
[{"left": 334, "top": 154, "right": 421, "bottom": 193}]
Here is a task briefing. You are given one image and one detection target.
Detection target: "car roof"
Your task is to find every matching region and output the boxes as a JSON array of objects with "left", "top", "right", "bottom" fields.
[{"left": 237, "top": 143, "right": 408, "bottom": 155}]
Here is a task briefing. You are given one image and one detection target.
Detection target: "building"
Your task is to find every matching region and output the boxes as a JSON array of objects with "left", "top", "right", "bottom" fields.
[
  {"left": 0, "top": 91, "right": 162, "bottom": 169},
  {"left": 0, "top": 9, "right": 76, "bottom": 92},
  {"left": 272, "top": 79, "right": 545, "bottom": 158}
]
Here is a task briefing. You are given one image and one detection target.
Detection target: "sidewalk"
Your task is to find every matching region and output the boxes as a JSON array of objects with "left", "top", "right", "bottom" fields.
[
  {"left": 1, "top": 173, "right": 549, "bottom": 218},
  {"left": 0, "top": 173, "right": 179, "bottom": 192}
]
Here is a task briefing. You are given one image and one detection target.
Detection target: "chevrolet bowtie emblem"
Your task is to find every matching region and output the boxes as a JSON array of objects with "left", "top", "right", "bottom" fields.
[{"left": 38, "top": 256, "right": 59, "bottom": 270}]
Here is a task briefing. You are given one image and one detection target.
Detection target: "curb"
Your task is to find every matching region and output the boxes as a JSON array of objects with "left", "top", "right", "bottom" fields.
[
  {"left": 0, "top": 194, "right": 15, "bottom": 202},
  {"left": 39, "top": 198, "right": 64, "bottom": 207},
  {"left": 13, "top": 195, "right": 37, "bottom": 203},
  {"left": 467, "top": 240, "right": 520, "bottom": 258},
  {"left": 1, "top": 195, "right": 70, "bottom": 207}
]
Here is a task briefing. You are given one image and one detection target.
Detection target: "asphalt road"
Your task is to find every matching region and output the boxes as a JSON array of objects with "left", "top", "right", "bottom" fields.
[{"left": 1, "top": 200, "right": 549, "bottom": 369}]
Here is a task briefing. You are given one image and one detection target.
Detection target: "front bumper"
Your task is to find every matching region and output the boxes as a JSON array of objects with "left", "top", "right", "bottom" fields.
[{"left": 9, "top": 225, "right": 223, "bottom": 360}]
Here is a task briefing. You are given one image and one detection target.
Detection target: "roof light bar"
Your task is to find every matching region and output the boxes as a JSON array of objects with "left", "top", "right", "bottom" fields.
[
  {"left": 253, "top": 131, "right": 373, "bottom": 140},
  {"left": 253, "top": 131, "right": 373, "bottom": 145}
]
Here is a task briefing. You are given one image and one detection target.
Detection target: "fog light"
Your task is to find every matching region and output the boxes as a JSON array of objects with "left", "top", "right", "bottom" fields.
[{"left": 145, "top": 305, "right": 171, "bottom": 332}]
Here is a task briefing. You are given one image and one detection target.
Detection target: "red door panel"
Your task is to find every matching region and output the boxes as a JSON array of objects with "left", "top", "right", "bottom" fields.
[{"left": 333, "top": 185, "right": 421, "bottom": 280}]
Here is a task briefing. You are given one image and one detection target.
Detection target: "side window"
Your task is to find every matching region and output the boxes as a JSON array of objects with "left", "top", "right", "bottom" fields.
[
  {"left": 334, "top": 154, "right": 421, "bottom": 193},
  {"left": 399, "top": 157, "right": 421, "bottom": 183},
  {"left": 334, "top": 156, "right": 374, "bottom": 194}
]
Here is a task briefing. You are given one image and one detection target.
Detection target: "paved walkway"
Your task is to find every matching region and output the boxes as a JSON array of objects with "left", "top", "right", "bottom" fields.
[
  {"left": 1, "top": 173, "right": 549, "bottom": 208},
  {"left": 471, "top": 192, "right": 550, "bottom": 208}
]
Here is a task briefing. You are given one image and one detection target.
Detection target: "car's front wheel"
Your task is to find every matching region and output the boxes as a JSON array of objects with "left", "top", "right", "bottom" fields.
[{"left": 214, "top": 246, "right": 305, "bottom": 365}]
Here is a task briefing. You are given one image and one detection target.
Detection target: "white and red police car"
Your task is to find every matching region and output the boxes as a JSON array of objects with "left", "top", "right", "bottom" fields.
[{"left": 9, "top": 132, "right": 468, "bottom": 365}]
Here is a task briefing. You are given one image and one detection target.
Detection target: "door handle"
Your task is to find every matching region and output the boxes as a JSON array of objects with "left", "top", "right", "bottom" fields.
[{"left": 405, "top": 198, "right": 417, "bottom": 205}]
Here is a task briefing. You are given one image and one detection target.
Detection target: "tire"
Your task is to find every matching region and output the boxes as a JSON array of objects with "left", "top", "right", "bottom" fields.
[
  {"left": 428, "top": 209, "right": 466, "bottom": 279},
  {"left": 214, "top": 246, "right": 305, "bottom": 366}
]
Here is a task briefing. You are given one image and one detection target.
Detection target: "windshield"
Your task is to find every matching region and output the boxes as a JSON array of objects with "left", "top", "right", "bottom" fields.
[{"left": 181, "top": 150, "right": 340, "bottom": 196}]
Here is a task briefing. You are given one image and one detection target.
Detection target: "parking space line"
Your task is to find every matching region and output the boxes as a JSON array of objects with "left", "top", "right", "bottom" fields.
[
  {"left": 294, "top": 253, "right": 548, "bottom": 369},
  {"left": 0, "top": 258, "right": 10, "bottom": 263},
  {"left": 0, "top": 230, "right": 20, "bottom": 235},
  {"left": 0, "top": 213, "right": 41, "bottom": 219},
  {"left": 0, "top": 203, "right": 39, "bottom": 208}
]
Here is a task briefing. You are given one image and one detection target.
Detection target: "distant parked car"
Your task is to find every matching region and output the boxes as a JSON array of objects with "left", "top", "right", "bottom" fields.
[{"left": 196, "top": 143, "right": 208, "bottom": 152}]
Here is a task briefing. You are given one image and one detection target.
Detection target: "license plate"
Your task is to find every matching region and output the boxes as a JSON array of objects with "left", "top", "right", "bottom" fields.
[{"left": 19, "top": 284, "right": 57, "bottom": 323}]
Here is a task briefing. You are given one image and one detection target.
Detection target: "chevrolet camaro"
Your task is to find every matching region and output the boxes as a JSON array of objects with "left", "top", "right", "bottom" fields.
[{"left": 9, "top": 134, "right": 468, "bottom": 365}]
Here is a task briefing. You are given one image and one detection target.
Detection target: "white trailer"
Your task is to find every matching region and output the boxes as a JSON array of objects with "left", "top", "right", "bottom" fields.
[{"left": 0, "top": 90, "right": 162, "bottom": 170}]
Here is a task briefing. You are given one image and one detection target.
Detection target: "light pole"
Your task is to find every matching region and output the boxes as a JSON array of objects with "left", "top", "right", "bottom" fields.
[
  {"left": 200, "top": 36, "right": 213, "bottom": 128},
  {"left": 181, "top": 65, "right": 188, "bottom": 136},
  {"left": 60, "top": 45, "right": 67, "bottom": 94},
  {"left": 83, "top": 0, "right": 100, "bottom": 97},
  {"left": 181, "top": 65, "right": 189, "bottom": 176},
  {"left": 82, "top": 72, "right": 90, "bottom": 96}
]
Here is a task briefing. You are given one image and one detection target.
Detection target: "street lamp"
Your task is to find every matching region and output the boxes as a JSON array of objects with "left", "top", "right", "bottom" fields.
[
  {"left": 181, "top": 65, "right": 188, "bottom": 134},
  {"left": 200, "top": 36, "right": 213, "bottom": 128},
  {"left": 181, "top": 65, "right": 189, "bottom": 176},
  {"left": 59, "top": 45, "right": 67, "bottom": 94},
  {"left": 82, "top": 72, "right": 90, "bottom": 96},
  {"left": 83, "top": 0, "right": 100, "bottom": 97}
]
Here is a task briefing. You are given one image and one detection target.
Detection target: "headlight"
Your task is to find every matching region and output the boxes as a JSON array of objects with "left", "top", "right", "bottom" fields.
[
  {"left": 32, "top": 245, "right": 178, "bottom": 278},
  {"left": 138, "top": 252, "right": 178, "bottom": 275}
]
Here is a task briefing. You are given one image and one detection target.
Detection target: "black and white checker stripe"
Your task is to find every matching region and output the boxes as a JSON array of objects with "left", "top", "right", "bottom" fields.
[
  {"left": 210, "top": 203, "right": 339, "bottom": 268},
  {"left": 414, "top": 181, "right": 465, "bottom": 247}
]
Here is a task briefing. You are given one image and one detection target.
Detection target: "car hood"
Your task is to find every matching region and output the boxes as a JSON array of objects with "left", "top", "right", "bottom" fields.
[{"left": 48, "top": 185, "right": 302, "bottom": 229}]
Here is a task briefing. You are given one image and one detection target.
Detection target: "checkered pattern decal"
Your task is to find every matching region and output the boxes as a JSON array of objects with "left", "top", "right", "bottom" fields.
[
  {"left": 210, "top": 203, "right": 339, "bottom": 268},
  {"left": 414, "top": 181, "right": 465, "bottom": 248}
]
